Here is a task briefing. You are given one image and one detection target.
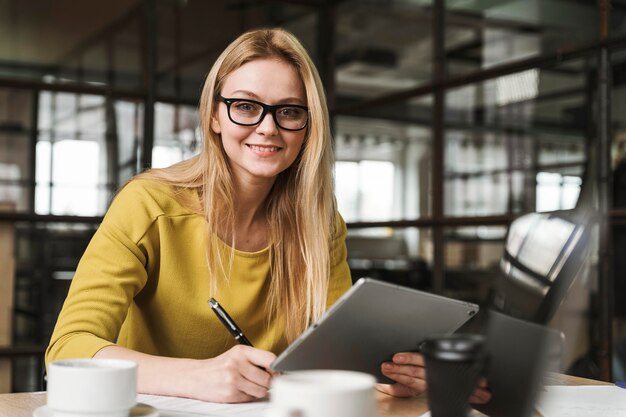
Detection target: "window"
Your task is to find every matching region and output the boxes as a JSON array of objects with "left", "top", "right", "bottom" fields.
[
  {"left": 536, "top": 172, "right": 582, "bottom": 212},
  {"left": 335, "top": 160, "right": 395, "bottom": 222},
  {"left": 151, "top": 103, "right": 200, "bottom": 168},
  {"left": 35, "top": 140, "right": 101, "bottom": 216}
]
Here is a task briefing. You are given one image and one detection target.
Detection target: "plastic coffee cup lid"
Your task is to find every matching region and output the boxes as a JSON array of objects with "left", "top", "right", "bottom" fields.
[{"left": 420, "top": 334, "right": 485, "bottom": 362}]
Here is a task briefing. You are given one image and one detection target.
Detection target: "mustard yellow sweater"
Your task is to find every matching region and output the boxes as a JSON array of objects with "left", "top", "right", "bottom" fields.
[{"left": 45, "top": 179, "right": 352, "bottom": 365}]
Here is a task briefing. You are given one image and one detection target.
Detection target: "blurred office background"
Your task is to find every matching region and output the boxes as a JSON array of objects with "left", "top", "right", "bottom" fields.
[{"left": 0, "top": 0, "right": 625, "bottom": 392}]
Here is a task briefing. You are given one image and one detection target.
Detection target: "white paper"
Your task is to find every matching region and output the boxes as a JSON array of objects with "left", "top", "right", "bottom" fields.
[
  {"left": 138, "top": 393, "right": 271, "bottom": 417},
  {"left": 536, "top": 385, "right": 626, "bottom": 417}
]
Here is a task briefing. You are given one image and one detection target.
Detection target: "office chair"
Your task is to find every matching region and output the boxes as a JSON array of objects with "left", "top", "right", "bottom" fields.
[
  {"left": 469, "top": 211, "right": 590, "bottom": 417},
  {"left": 491, "top": 209, "right": 591, "bottom": 325}
]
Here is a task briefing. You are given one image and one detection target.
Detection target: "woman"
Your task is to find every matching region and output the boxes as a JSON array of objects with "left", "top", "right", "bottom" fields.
[{"left": 46, "top": 28, "right": 489, "bottom": 404}]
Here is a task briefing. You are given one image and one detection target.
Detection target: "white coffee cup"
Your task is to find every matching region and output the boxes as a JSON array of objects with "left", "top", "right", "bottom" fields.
[
  {"left": 47, "top": 358, "right": 137, "bottom": 417},
  {"left": 268, "top": 370, "right": 376, "bottom": 417}
]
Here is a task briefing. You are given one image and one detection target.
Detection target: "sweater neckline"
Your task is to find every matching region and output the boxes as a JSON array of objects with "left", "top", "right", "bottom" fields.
[{"left": 215, "top": 235, "right": 270, "bottom": 258}]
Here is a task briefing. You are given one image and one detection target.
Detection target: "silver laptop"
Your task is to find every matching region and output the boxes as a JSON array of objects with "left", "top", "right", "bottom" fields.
[{"left": 271, "top": 278, "right": 479, "bottom": 383}]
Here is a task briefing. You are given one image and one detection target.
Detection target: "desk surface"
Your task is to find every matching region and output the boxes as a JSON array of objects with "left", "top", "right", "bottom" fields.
[{"left": 0, "top": 374, "right": 609, "bottom": 417}]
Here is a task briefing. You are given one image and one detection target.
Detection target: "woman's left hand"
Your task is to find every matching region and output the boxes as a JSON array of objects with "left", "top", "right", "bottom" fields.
[
  {"left": 377, "top": 351, "right": 492, "bottom": 404},
  {"left": 376, "top": 352, "right": 427, "bottom": 397}
]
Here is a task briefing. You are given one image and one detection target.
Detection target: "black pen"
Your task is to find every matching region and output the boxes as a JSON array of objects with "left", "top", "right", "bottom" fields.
[{"left": 208, "top": 297, "right": 253, "bottom": 346}]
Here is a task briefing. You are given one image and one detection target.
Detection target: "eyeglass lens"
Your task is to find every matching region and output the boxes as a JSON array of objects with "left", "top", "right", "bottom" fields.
[{"left": 227, "top": 99, "right": 307, "bottom": 130}]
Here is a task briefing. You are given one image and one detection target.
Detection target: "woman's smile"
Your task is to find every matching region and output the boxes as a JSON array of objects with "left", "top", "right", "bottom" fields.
[{"left": 246, "top": 143, "right": 283, "bottom": 156}]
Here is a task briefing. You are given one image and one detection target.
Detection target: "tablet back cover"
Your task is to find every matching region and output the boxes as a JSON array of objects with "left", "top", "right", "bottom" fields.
[{"left": 271, "top": 278, "right": 479, "bottom": 382}]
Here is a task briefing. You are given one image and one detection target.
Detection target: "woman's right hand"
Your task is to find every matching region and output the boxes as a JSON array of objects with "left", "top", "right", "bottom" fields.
[
  {"left": 95, "top": 344, "right": 276, "bottom": 403},
  {"left": 181, "top": 344, "right": 277, "bottom": 403}
]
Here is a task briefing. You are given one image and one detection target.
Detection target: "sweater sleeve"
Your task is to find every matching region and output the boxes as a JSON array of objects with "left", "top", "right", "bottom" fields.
[
  {"left": 45, "top": 180, "right": 163, "bottom": 366},
  {"left": 326, "top": 213, "right": 352, "bottom": 309}
]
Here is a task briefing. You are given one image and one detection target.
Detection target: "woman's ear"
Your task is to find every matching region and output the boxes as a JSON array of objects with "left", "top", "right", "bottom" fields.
[{"left": 211, "top": 113, "right": 221, "bottom": 134}]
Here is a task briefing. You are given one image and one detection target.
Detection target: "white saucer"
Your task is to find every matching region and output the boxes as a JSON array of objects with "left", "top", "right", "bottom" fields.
[{"left": 33, "top": 403, "right": 159, "bottom": 417}]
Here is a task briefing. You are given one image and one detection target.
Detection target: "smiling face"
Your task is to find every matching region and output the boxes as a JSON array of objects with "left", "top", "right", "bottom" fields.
[{"left": 211, "top": 58, "right": 307, "bottom": 186}]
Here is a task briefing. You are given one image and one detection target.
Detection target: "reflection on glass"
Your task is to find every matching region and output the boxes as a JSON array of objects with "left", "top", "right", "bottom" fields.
[
  {"left": 115, "top": 100, "right": 142, "bottom": 184},
  {"left": 335, "top": 160, "right": 394, "bottom": 222},
  {"left": 36, "top": 140, "right": 101, "bottom": 216},
  {"left": 35, "top": 141, "right": 51, "bottom": 213},
  {"left": 443, "top": 226, "right": 507, "bottom": 302},
  {"left": 536, "top": 173, "right": 581, "bottom": 212},
  {"left": 335, "top": 116, "right": 432, "bottom": 221},
  {"left": 496, "top": 70, "right": 539, "bottom": 106},
  {"left": 446, "top": 0, "right": 599, "bottom": 78},
  {"left": 0, "top": 2, "right": 143, "bottom": 86},
  {"left": 346, "top": 227, "right": 429, "bottom": 289},
  {"left": 38, "top": 92, "right": 106, "bottom": 139},
  {"left": 151, "top": 103, "right": 200, "bottom": 168},
  {"left": 445, "top": 131, "right": 512, "bottom": 216},
  {"left": 0, "top": 163, "right": 21, "bottom": 206},
  {"left": 0, "top": 88, "right": 33, "bottom": 211},
  {"left": 335, "top": 1, "right": 433, "bottom": 99},
  {"left": 445, "top": 228, "right": 506, "bottom": 271},
  {"left": 36, "top": 91, "right": 115, "bottom": 216},
  {"left": 614, "top": 132, "right": 626, "bottom": 209},
  {"left": 445, "top": 226, "right": 506, "bottom": 271},
  {"left": 444, "top": 57, "right": 587, "bottom": 217}
]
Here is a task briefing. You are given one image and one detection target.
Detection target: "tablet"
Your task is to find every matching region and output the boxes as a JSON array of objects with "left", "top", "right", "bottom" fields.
[{"left": 271, "top": 278, "right": 479, "bottom": 383}]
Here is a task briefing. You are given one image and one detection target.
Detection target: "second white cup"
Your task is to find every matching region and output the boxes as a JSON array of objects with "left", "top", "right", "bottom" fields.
[{"left": 268, "top": 370, "right": 376, "bottom": 417}]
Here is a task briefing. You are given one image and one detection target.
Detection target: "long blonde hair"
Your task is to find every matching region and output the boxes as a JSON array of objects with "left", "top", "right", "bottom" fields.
[{"left": 136, "top": 28, "right": 337, "bottom": 342}]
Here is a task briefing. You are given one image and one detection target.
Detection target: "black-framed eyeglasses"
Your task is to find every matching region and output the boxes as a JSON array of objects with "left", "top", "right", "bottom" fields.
[{"left": 217, "top": 95, "right": 309, "bottom": 131}]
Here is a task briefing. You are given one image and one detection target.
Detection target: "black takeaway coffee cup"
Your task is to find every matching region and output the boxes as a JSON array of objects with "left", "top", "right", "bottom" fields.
[{"left": 421, "top": 334, "right": 485, "bottom": 417}]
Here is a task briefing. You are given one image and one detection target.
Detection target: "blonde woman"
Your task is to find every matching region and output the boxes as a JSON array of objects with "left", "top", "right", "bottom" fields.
[{"left": 46, "top": 28, "right": 489, "bottom": 404}]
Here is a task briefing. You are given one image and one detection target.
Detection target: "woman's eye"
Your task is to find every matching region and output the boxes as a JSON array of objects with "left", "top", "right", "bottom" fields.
[
  {"left": 279, "top": 107, "right": 304, "bottom": 119},
  {"left": 234, "top": 102, "right": 258, "bottom": 113}
]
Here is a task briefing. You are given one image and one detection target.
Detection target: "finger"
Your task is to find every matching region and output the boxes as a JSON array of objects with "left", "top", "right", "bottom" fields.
[
  {"left": 240, "top": 361, "right": 273, "bottom": 389},
  {"left": 238, "top": 345, "right": 277, "bottom": 370},
  {"left": 215, "top": 374, "right": 261, "bottom": 403},
  {"left": 380, "top": 371, "right": 427, "bottom": 393},
  {"left": 215, "top": 346, "right": 273, "bottom": 400},
  {"left": 469, "top": 392, "right": 491, "bottom": 404},
  {"left": 392, "top": 352, "right": 425, "bottom": 366},
  {"left": 381, "top": 363, "right": 427, "bottom": 396},
  {"left": 236, "top": 373, "right": 271, "bottom": 399},
  {"left": 382, "top": 362, "right": 426, "bottom": 379},
  {"left": 471, "top": 387, "right": 492, "bottom": 403},
  {"left": 469, "top": 394, "right": 483, "bottom": 404},
  {"left": 375, "top": 383, "right": 393, "bottom": 396}
]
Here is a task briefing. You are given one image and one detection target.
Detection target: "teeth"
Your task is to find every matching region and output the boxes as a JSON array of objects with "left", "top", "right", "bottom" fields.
[{"left": 249, "top": 145, "right": 280, "bottom": 152}]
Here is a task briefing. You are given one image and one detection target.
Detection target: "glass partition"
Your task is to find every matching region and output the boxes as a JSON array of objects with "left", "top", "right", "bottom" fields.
[
  {"left": 443, "top": 226, "right": 507, "bottom": 303},
  {"left": 152, "top": 103, "right": 200, "bottom": 169},
  {"left": 346, "top": 227, "right": 430, "bottom": 290},
  {"left": 446, "top": 0, "right": 599, "bottom": 78},
  {"left": 0, "top": 2, "right": 141, "bottom": 87},
  {"left": 155, "top": 0, "right": 316, "bottom": 101},
  {"left": 443, "top": 58, "right": 588, "bottom": 217},
  {"left": 335, "top": 114, "right": 433, "bottom": 221},
  {"left": 0, "top": 88, "right": 33, "bottom": 212},
  {"left": 335, "top": 0, "right": 433, "bottom": 101}
]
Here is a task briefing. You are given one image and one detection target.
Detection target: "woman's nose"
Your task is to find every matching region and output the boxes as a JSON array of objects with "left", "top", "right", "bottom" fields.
[{"left": 255, "top": 112, "right": 279, "bottom": 135}]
